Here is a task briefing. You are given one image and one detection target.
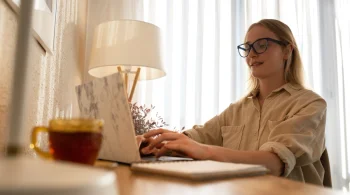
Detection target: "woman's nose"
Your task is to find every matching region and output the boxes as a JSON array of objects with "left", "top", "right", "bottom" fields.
[{"left": 247, "top": 48, "right": 258, "bottom": 58}]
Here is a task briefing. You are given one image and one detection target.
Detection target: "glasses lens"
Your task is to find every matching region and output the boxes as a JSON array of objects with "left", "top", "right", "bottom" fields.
[
  {"left": 238, "top": 44, "right": 250, "bottom": 57},
  {"left": 253, "top": 39, "right": 268, "bottom": 53}
]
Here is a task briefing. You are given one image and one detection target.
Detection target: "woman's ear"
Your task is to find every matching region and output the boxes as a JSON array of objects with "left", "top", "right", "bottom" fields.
[{"left": 283, "top": 44, "right": 293, "bottom": 60}]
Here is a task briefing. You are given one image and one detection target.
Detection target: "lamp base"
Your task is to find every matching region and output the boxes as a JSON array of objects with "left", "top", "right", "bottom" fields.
[{"left": 0, "top": 156, "right": 117, "bottom": 195}]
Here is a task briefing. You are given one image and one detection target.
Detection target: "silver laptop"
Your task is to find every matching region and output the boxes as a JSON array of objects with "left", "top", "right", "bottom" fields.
[{"left": 75, "top": 73, "right": 191, "bottom": 164}]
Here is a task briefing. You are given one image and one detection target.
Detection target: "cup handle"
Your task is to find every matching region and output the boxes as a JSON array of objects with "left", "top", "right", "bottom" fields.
[{"left": 30, "top": 126, "right": 52, "bottom": 159}]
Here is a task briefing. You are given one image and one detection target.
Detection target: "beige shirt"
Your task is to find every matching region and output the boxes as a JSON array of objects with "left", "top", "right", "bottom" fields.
[{"left": 184, "top": 83, "right": 327, "bottom": 185}]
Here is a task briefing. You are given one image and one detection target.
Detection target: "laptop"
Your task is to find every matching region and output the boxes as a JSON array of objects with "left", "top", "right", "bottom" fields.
[{"left": 75, "top": 73, "right": 191, "bottom": 164}]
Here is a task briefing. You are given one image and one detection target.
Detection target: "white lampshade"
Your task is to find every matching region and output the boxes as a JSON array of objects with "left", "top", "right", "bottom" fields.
[{"left": 88, "top": 20, "right": 166, "bottom": 80}]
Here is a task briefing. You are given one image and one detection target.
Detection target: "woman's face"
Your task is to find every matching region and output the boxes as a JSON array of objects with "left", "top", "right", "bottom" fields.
[{"left": 245, "top": 25, "right": 288, "bottom": 81}]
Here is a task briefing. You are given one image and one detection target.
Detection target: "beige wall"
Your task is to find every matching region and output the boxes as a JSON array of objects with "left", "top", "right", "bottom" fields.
[
  {"left": 0, "top": 0, "right": 142, "bottom": 156},
  {"left": 0, "top": 0, "right": 87, "bottom": 155}
]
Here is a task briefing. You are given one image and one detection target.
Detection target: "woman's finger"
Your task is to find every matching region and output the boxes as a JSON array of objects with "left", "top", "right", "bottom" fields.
[
  {"left": 156, "top": 145, "right": 188, "bottom": 158},
  {"left": 169, "top": 150, "right": 188, "bottom": 157},
  {"left": 143, "top": 129, "right": 165, "bottom": 138},
  {"left": 143, "top": 128, "right": 174, "bottom": 138},
  {"left": 148, "top": 132, "right": 181, "bottom": 147},
  {"left": 142, "top": 132, "right": 181, "bottom": 153},
  {"left": 136, "top": 135, "right": 145, "bottom": 147},
  {"left": 155, "top": 142, "right": 165, "bottom": 149},
  {"left": 140, "top": 146, "right": 158, "bottom": 155},
  {"left": 155, "top": 146, "right": 172, "bottom": 158}
]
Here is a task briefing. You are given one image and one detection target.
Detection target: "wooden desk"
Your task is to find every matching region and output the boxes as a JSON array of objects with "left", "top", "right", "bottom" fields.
[{"left": 95, "top": 161, "right": 345, "bottom": 195}]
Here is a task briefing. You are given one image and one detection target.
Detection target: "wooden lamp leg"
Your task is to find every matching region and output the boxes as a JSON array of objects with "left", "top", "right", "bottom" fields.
[
  {"left": 128, "top": 68, "right": 141, "bottom": 102},
  {"left": 125, "top": 72, "right": 128, "bottom": 91},
  {"left": 117, "top": 66, "right": 129, "bottom": 96}
]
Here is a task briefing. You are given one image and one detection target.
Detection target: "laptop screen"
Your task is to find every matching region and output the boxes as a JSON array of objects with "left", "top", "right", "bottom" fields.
[{"left": 75, "top": 73, "right": 141, "bottom": 163}]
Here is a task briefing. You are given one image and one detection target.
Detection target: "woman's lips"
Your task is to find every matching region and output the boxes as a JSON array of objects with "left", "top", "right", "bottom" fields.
[{"left": 250, "top": 62, "right": 263, "bottom": 67}]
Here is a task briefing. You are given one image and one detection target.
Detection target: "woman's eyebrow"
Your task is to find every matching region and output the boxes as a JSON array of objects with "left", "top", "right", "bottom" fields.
[
  {"left": 245, "top": 37, "right": 267, "bottom": 44},
  {"left": 245, "top": 38, "right": 259, "bottom": 44}
]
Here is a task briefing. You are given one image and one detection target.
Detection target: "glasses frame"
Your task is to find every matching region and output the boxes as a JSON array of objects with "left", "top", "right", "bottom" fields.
[{"left": 237, "top": 38, "right": 287, "bottom": 58}]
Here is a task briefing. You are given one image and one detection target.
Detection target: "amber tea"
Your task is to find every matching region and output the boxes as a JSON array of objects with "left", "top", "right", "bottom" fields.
[
  {"left": 49, "top": 131, "right": 102, "bottom": 165},
  {"left": 31, "top": 118, "right": 103, "bottom": 165}
]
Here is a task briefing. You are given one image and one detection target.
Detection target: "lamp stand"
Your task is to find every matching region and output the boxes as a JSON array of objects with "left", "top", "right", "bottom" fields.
[{"left": 117, "top": 66, "right": 141, "bottom": 102}]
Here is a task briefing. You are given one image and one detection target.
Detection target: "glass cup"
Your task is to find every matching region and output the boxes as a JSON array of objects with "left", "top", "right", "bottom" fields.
[{"left": 30, "top": 118, "right": 103, "bottom": 165}]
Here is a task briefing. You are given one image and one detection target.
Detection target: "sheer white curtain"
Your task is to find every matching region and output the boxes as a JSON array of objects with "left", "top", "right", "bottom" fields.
[
  {"left": 133, "top": 0, "right": 350, "bottom": 190},
  {"left": 333, "top": 0, "right": 350, "bottom": 191},
  {"left": 134, "top": 0, "right": 248, "bottom": 131}
]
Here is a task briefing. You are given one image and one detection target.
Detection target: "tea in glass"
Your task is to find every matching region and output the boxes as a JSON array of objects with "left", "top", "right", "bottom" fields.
[{"left": 31, "top": 118, "right": 103, "bottom": 165}]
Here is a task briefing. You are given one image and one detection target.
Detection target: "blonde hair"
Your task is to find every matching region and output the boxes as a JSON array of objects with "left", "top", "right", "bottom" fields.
[{"left": 245, "top": 19, "right": 305, "bottom": 92}]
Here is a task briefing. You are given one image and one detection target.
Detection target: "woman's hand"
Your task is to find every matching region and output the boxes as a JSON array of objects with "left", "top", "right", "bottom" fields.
[
  {"left": 139, "top": 130, "right": 283, "bottom": 176},
  {"left": 136, "top": 135, "right": 145, "bottom": 148},
  {"left": 141, "top": 129, "right": 211, "bottom": 159},
  {"left": 136, "top": 135, "right": 160, "bottom": 157}
]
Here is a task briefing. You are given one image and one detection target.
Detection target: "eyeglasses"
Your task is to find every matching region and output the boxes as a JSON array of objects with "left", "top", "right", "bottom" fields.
[{"left": 237, "top": 38, "right": 287, "bottom": 58}]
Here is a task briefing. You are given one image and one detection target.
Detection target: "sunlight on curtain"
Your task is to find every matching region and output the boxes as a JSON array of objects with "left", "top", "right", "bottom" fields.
[
  {"left": 334, "top": 0, "right": 350, "bottom": 191},
  {"left": 135, "top": 0, "right": 247, "bottom": 129},
  {"left": 135, "top": 0, "right": 349, "bottom": 190}
]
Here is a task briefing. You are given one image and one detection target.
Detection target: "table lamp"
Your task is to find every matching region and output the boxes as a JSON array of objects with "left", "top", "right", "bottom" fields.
[
  {"left": 0, "top": 1, "right": 117, "bottom": 194},
  {"left": 88, "top": 20, "right": 166, "bottom": 102}
]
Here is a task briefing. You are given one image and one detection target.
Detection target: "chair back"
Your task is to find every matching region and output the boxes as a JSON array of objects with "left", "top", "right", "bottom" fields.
[{"left": 321, "top": 149, "right": 332, "bottom": 188}]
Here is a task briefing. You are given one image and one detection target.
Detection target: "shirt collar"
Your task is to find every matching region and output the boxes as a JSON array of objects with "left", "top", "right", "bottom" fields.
[
  {"left": 247, "top": 83, "right": 302, "bottom": 98},
  {"left": 277, "top": 83, "right": 303, "bottom": 95}
]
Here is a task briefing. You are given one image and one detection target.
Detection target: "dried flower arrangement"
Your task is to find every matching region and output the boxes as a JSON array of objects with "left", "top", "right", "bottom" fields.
[
  {"left": 130, "top": 103, "right": 185, "bottom": 135},
  {"left": 130, "top": 103, "right": 169, "bottom": 135}
]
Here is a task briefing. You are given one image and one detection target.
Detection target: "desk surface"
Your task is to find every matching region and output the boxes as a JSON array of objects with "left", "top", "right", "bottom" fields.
[{"left": 95, "top": 161, "right": 345, "bottom": 195}]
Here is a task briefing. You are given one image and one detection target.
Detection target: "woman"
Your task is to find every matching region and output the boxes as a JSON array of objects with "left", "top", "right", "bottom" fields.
[{"left": 140, "top": 19, "right": 327, "bottom": 185}]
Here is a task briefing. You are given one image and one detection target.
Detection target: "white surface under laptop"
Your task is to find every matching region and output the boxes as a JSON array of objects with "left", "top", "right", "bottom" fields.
[{"left": 75, "top": 73, "right": 191, "bottom": 164}]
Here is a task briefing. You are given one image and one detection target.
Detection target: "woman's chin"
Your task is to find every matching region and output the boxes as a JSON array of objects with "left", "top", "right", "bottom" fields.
[{"left": 251, "top": 71, "right": 265, "bottom": 79}]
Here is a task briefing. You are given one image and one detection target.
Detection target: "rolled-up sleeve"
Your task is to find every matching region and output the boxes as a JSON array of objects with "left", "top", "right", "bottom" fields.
[{"left": 259, "top": 98, "right": 327, "bottom": 177}]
